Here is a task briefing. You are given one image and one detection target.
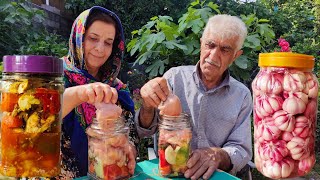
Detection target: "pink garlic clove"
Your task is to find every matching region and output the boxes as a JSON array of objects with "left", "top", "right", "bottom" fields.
[
  {"left": 304, "top": 99, "right": 317, "bottom": 120},
  {"left": 262, "top": 158, "right": 294, "bottom": 179},
  {"left": 281, "top": 131, "right": 294, "bottom": 142},
  {"left": 287, "top": 137, "right": 311, "bottom": 160},
  {"left": 273, "top": 110, "right": 295, "bottom": 132},
  {"left": 283, "top": 70, "right": 307, "bottom": 92},
  {"left": 253, "top": 71, "right": 283, "bottom": 95},
  {"left": 305, "top": 72, "right": 319, "bottom": 98},
  {"left": 298, "top": 154, "right": 315, "bottom": 175},
  {"left": 255, "top": 94, "right": 283, "bottom": 118},
  {"left": 282, "top": 96, "right": 306, "bottom": 115},
  {"left": 158, "top": 93, "right": 182, "bottom": 116},
  {"left": 257, "top": 117, "right": 281, "bottom": 141},
  {"left": 258, "top": 139, "right": 288, "bottom": 162},
  {"left": 292, "top": 115, "right": 311, "bottom": 138}
]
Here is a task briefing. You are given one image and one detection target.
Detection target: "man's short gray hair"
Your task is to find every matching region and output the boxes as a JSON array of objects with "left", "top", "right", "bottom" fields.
[{"left": 202, "top": 14, "right": 247, "bottom": 50}]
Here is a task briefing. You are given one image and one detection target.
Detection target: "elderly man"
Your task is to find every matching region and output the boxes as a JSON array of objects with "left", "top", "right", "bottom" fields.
[{"left": 135, "top": 14, "right": 252, "bottom": 180}]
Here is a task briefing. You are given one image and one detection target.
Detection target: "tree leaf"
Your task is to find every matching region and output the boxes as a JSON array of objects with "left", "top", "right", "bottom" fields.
[
  {"left": 145, "top": 21, "right": 156, "bottom": 29},
  {"left": 158, "top": 15, "right": 173, "bottom": 25},
  {"left": 244, "top": 34, "right": 261, "bottom": 49},
  {"left": 207, "top": 2, "right": 221, "bottom": 14},
  {"left": 134, "top": 51, "right": 153, "bottom": 66},
  {"left": 258, "top": 19, "right": 270, "bottom": 23},
  {"left": 146, "top": 60, "right": 165, "bottom": 77},
  {"left": 131, "top": 30, "right": 139, "bottom": 36},
  {"left": 234, "top": 55, "right": 248, "bottom": 69},
  {"left": 127, "top": 38, "right": 137, "bottom": 52}
]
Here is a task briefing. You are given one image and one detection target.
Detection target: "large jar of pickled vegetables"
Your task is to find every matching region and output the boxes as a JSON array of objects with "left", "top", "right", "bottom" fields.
[
  {"left": 86, "top": 116, "right": 131, "bottom": 180},
  {"left": 158, "top": 113, "right": 192, "bottom": 177},
  {"left": 252, "top": 52, "right": 318, "bottom": 179},
  {"left": 0, "top": 55, "right": 63, "bottom": 177}
]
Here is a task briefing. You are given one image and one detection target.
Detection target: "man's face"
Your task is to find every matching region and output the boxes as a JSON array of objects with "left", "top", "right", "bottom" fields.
[{"left": 199, "top": 33, "right": 242, "bottom": 86}]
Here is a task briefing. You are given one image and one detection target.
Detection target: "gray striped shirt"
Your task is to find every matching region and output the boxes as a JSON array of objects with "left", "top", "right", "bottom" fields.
[{"left": 136, "top": 64, "right": 253, "bottom": 174}]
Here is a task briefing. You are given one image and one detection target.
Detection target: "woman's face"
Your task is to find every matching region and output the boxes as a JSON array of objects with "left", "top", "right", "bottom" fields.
[{"left": 84, "top": 20, "right": 116, "bottom": 75}]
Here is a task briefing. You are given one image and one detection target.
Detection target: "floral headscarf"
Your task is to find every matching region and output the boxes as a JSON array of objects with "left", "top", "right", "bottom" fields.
[
  {"left": 60, "top": 6, "right": 135, "bottom": 177},
  {"left": 62, "top": 6, "right": 134, "bottom": 128}
]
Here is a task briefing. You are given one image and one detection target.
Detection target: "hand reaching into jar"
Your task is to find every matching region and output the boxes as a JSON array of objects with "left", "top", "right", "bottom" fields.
[
  {"left": 140, "top": 77, "right": 170, "bottom": 108},
  {"left": 62, "top": 82, "right": 118, "bottom": 118}
]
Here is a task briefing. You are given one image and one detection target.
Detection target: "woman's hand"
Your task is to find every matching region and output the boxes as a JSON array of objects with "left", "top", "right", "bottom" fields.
[
  {"left": 127, "top": 142, "right": 137, "bottom": 175},
  {"left": 77, "top": 82, "right": 118, "bottom": 104},
  {"left": 62, "top": 82, "right": 118, "bottom": 118}
]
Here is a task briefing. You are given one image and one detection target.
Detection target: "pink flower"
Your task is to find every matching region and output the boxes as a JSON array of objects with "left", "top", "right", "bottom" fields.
[
  {"left": 82, "top": 103, "right": 96, "bottom": 125},
  {"left": 72, "top": 73, "right": 87, "bottom": 85},
  {"left": 133, "top": 88, "right": 140, "bottom": 95},
  {"left": 281, "top": 46, "right": 290, "bottom": 52},
  {"left": 118, "top": 41, "right": 125, "bottom": 51},
  {"left": 277, "top": 38, "right": 291, "bottom": 52}
]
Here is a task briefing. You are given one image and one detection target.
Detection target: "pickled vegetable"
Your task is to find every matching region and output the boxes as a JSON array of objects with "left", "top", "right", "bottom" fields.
[
  {"left": 158, "top": 126, "right": 191, "bottom": 177},
  {"left": 87, "top": 104, "right": 130, "bottom": 180},
  {"left": 0, "top": 79, "right": 61, "bottom": 177},
  {"left": 253, "top": 67, "right": 318, "bottom": 179}
]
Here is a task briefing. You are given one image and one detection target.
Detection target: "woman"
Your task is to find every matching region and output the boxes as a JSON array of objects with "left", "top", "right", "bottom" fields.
[{"left": 61, "top": 6, "right": 138, "bottom": 178}]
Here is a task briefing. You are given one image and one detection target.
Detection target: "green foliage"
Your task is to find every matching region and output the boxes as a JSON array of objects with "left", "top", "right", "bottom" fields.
[
  {"left": 0, "top": 0, "right": 68, "bottom": 59},
  {"left": 64, "top": 0, "right": 190, "bottom": 43},
  {"left": 127, "top": 0, "right": 216, "bottom": 78},
  {"left": 19, "top": 32, "right": 68, "bottom": 57},
  {"left": 127, "top": 0, "right": 275, "bottom": 80},
  {"left": 274, "top": 0, "right": 319, "bottom": 76}
]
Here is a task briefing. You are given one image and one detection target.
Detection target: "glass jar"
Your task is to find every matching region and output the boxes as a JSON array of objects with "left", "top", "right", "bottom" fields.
[
  {"left": 158, "top": 113, "right": 192, "bottom": 177},
  {"left": 252, "top": 52, "right": 318, "bottom": 179},
  {"left": 86, "top": 116, "right": 130, "bottom": 180},
  {"left": 0, "top": 55, "right": 63, "bottom": 177}
]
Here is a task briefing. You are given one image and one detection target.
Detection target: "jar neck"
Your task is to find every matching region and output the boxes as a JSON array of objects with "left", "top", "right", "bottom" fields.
[
  {"left": 90, "top": 116, "right": 128, "bottom": 134},
  {"left": 159, "top": 113, "right": 191, "bottom": 130},
  {"left": 261, "top": 67, "right": 313, "bottom": 72},
  {"left": 2, "top": 72, "right": 63, "bottom": 79}
]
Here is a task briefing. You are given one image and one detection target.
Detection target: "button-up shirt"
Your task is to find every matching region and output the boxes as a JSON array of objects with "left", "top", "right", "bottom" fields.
[{"left": 135, "top": 63, "right": 253, "bottom": 174}]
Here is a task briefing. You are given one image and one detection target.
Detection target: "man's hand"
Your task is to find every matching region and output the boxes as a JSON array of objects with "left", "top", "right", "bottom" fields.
[
  {"left": 184, "top": 147, "right": 232, "bottom": 180},
  {"left": 140, "top": 77, "right": 170, "bottom": 108},
  {"left": 139, "top": 77, "right": 170, "bottom": 128}
]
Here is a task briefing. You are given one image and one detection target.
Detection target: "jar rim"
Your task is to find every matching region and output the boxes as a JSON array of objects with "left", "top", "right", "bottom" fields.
[
  {"left": 88, "top": 116, "right": 129, "bottom": 135},
  {"left": 259, "top": 52, "right": 315, "bottom": 69},
  {"left": 159, "top": 113, "right": 191, "bottom": 130}
]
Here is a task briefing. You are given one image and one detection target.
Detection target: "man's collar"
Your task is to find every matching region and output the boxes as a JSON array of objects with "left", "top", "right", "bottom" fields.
[{"left": 192, "top": 62, "right": 231, "bottom": 91}]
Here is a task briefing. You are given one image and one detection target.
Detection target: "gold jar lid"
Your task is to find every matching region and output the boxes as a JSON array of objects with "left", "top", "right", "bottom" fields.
[{"left": 259, "top": 52, "right": 315, "bottom": 69}]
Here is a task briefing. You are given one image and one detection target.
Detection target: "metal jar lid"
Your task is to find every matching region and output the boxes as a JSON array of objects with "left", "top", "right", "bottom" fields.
[{"left": 3, "top": 55, "right": 63, "bottom": 74}]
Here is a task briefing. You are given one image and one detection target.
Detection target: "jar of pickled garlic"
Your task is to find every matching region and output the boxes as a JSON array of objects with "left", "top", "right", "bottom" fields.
[
  {"left": 252, "top": 52, "right": 318, "bottom": 179},
  {"left": 0, "top": 55, "right": 63, "bottom": 177},
  {"left": 158, "top": 113, "right": 192, "bottom": 177},
  {"left": 86, "top": 116, "right": 130, "bottom": 180}
]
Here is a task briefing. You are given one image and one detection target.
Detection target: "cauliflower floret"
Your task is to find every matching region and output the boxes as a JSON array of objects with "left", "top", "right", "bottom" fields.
[
  {"left": 7, "top": 79, "right": 29, "bottom": 94},
  {"left": 39, "top": 115, "right": 55, "bottom": 132},
  {"left": 8, "top": 82, "right": 20, "bottom": 93},
  {"left": 18, "top": 94, "right": 40, "bottom": 111},
  {"left": 26, "top": 114, "right": 55, "bottom": 133},
  {"left": 25, "top": 112, "right": 40, "bottom": 133},
  {"left": 17, "top": 79, "right": 29, "bottom": 94}
]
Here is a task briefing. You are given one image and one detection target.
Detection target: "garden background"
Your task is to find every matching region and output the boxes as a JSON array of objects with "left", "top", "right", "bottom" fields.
[{"left": 0, "top": 0, "right": 319, "bottom": 179}]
